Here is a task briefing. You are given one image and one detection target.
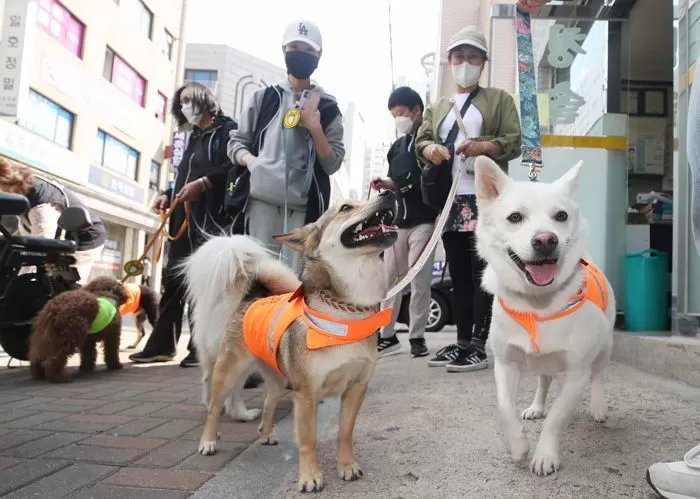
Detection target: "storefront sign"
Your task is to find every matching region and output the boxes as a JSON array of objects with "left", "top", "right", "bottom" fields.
[
  {"left": 0, "top": 0, "right": 37, "bottom": 117},
  {"left": 171, "top": 130, "right": 190, "bottom": 170},
  {"left": 0, "top": 119, "right": 89, "bottom": 183},
  {"left": 88, "top": 164, "right": 145, "bottom": 205}
]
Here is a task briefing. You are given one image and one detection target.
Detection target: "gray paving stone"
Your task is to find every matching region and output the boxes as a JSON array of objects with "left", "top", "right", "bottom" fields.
[
  {"left": 132, "top": 440, "right": 197, "bottom": 468},
  {"left": 2, "top": 463, "right": 117, "bottom": 499},
  {"left": 0, "top": 429, "right": 52, "bottom": 451},
  {"left": 42, "top": 444, "right": 146, "bottom": 466},
  {"left": 116, "top": 402, "right": 171, "bottom": 416},
  {"left": 141, "top": 419, "right": 201, "bottom": 439},
  {"left": 0, "top": 458, "right": 71, "bottom": 496},
  {"left": 2, "top": 411, "right": 67, "bottom": 428},
  {"left": 108, "top": 417, "right": 170, "bottom": 436},
  {"left": 3, "top": 432, "right": 87, "bottom": 458},
  {"left": 70, "top": 485, "right": 190, "bottom": 499}
]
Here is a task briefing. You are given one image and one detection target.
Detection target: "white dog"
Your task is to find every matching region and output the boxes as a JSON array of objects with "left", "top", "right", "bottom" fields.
[{"left": 474, "top": 156, "right": 616, "bottom": 476}]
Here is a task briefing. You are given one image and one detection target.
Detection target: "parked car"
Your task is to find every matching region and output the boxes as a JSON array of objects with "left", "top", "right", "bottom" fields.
[{"left": 396, "top": 259, "right": 454, "bottom": 332}]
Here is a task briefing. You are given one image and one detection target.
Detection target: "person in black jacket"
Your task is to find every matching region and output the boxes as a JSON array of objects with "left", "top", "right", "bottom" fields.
[
  {"left": 370, "top": 87, "right": 438, "bottom": 359},
  {"left": 129, "top": 82, "right": 237, "bottom": 368}
]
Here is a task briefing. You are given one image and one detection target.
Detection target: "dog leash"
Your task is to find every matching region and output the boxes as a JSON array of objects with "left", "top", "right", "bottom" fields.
[
  {"left": 516, "top": 7, "right": 543, "bottom": 182},
  {"left": 121, "top": 198, "right": 191, "bottom": 282}
]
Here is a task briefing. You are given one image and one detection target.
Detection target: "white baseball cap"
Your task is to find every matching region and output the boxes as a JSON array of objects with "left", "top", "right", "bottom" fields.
[
  {"left": 282, "top": 19, "right": 322, "bottom": 52},
  {"left": 446, "top": 26, "right": 488, "bottom": 55}
]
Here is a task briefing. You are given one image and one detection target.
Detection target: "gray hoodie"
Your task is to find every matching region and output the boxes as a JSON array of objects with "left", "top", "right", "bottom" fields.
[{"left": 228, "top": 79, "right": 345, "bottom": 210}]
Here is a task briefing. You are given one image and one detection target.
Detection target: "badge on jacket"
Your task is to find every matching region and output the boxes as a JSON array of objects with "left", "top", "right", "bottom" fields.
[{"left": 283, "top": 108, "right": 301, "bottom": 128}]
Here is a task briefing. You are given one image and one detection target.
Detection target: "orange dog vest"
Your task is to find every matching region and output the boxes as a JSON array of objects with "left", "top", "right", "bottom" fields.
[
  {"left": 498, "top": 260, "right": 608, "bottom": 353},
  {"left": 242, "top": 289, "right": 393, "bottom": 376},
  {"left": 118, "top": 283, "right": 142, "bottom": 316}
]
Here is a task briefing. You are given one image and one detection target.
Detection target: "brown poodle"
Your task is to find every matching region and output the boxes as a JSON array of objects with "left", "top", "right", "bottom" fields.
[{"left": 29, "top": 276, "right": 129, "bottom": 382}]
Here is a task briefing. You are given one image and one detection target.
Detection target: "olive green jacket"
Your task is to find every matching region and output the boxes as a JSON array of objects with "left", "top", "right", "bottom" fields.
[{"left": 415, "top": 87, "right": 522, "bottom": 172}]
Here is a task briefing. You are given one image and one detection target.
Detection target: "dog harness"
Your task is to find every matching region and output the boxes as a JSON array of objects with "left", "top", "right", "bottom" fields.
[
  {"left": 89, "top": 297, "right": 118, "bottom": 334},
  {"left": 498, "top": 260, "right": 608, "bottom": 353},
  {"left": 118, "top": 283, "right": 142, "bottom": 316},
  {"left": 242, "top": 289, "right": 393, "bottom": 376}
]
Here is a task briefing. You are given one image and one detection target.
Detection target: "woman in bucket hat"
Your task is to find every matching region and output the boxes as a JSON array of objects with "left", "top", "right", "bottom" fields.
[{"left": 415, "top": 25, "right": 521, "bottom": 373}]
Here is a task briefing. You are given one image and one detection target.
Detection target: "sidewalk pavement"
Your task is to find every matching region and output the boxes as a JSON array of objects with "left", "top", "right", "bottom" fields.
[{"left": 1, "top": 329, "right": 699, "bottom": 498}]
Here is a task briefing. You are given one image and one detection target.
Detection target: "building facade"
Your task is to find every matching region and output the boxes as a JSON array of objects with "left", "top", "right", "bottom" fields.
[
  {"left": 0, "top": 0, "right": 189, "bottom": 289},
  {"left": 432, "top": 0, "right": 693, "bottom": 335},
  {"left": 184, "top": 43, "right": 287, "bottom": 119}
]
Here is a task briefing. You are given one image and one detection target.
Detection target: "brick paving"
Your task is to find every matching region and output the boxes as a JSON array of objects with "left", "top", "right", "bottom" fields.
[{"left": 0, "top": 331, "right": 293, "bottom": 498}]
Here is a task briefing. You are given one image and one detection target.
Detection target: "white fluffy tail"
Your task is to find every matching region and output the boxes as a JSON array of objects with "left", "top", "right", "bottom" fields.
[{"left": 179, "top": 235, "right": 300, "bottom": 361}]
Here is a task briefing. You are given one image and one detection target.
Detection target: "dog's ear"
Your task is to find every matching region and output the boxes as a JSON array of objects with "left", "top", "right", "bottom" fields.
[
  {"left": 554, "top": 160, "right": 583, "bottom": 194},
  {"left": 273, "top": 224, "right": 319, "bottom": 254},
  {"left": 475, "top": 156, "right": 510, "bottom": 202}
]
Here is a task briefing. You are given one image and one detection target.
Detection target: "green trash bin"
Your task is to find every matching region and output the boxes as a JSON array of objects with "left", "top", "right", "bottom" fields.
[{"left": 624, "top": 249, "right": 669, "bottom": 332}]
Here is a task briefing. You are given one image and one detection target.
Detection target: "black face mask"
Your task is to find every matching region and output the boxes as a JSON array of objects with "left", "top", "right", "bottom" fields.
[{"left": 285, "top": 51, "right": 319, "bottom": 79}]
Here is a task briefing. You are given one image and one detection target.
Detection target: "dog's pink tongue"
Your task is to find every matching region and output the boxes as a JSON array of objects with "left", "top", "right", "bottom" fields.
[{"left": 525, "top": 264, "right": 558, "bottom": 285}]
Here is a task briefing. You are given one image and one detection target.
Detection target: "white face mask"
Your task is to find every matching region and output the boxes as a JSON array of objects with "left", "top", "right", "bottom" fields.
[
  {"left": 395, "top": 116, "right": 414, "bottom": 135},
  {"left": 451, "top": 62, "right": 482, "bottom": 88},
  {"left": 181, "top": 102, "right": 202, "bottom": 125}
]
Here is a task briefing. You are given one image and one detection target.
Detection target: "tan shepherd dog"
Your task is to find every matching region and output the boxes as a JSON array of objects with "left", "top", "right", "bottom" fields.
[{"left": 181, "top": 192, "right": 398, "bottom": 492}]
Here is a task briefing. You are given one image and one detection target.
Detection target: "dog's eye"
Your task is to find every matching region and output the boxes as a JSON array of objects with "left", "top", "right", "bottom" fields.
[
  {"left": 506, "top": 212, "right": 523, "bottom": 224},
  {"left": 554, "top": 210, "right": 568, "bottom": 222},
  {"left": 339, "top": 204, "right": 353, "bottom": 212}
]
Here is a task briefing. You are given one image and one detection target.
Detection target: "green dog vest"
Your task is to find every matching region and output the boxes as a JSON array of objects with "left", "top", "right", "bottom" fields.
[{"left": 88, "top": 297, "right": 118, "bottom": 334}]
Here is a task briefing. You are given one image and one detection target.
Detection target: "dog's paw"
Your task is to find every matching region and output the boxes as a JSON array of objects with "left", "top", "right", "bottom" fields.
[
  {"left": 530, "top": 451, "right": 560, "bottom": 476},
  {"left": 298, "top": 471, "right": 324, "bottom": 493},
  {"left": 510, "top": 433, "right": 531, "bottom": 462},
  {"left": 257, "top": 422, "right": 278, "bottom": 445},
  {"left": 198, "top": 440, "right": 218, "bottom": 455},
  {"left": 230, "top": 407, "right": 261, "bottom": 422},
  {"left": 107, "top": 363, "right": 123, "bottom": 371},
  {"left": 521, "top": 406, "right": 546, "bottom": 420},
  {"left": 337, "top": 461, "right": 363, "bottom": 481},
  {"left": 589, "top": 399, "right": 607, "bottom": 423}
]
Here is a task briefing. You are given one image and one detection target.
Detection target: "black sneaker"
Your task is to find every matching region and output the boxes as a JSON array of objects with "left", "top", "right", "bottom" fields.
[
  {"left": 179, "top": 351, "right": 199, "bottom": 368},
  {"left": 427, "top": 344, "right": 460, "bottom": 367},
  {"left": 445, "top": 348, "right": 488, "bottom": 373},
  {"left": 377, "top": 335, "right": 401, "bottom": 358},
  {"left": 129, "top": 351, "right": 175, "bottom": 363},
  {"left": 409, "top": 338, "right": 429, "bottom": 358}
]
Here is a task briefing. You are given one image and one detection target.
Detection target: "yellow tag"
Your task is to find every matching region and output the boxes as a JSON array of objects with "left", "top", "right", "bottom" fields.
[
  {"left": 283, "top": 108, "right": 301, "bottom": 128},
  {"left": 123, "top": 260, "right": 144, "bottom": 277}
]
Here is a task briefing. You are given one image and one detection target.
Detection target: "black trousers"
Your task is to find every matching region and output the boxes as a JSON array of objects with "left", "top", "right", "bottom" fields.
[
  {"left": 441, "top": 231, "right": 494, "bottom": 349},
  {"left": 141, "top": 266, "right": 195, "bottom": 355}
]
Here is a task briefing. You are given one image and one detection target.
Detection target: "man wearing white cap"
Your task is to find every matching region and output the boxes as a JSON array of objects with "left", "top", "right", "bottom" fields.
[
  {"left": 228, "top": 19, "right": 344, "bottom": 272},
  {"left": 415, "top": 25, "right": 521, "bottom": 373}
]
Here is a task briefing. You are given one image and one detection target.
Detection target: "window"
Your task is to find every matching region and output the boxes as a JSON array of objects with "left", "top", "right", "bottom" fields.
[
  {"left": 121, "top": 0, "right": 153, "bottom": 39},
  {"left": 185, "top": 70, "right": 217, "bottom": 82},
  {"left": 103, "top": 47, "right": 146, "bottom": 107},
  {"left": 149, "top": 161, "right": 161, "bottom": 191},
  {"left": 163, "top": 29, "right": 174, "bottom": 60},
  {"left": 23, "top": 90, "right": 74, "bottom": 149},
  {"left": 94, "top": 130, "right": 139, "bottom": 179},
  {"left": 154, "top": 91, "right": 167, "bottom": 122},
  {"left": 36, "top": 0, "right": 85, "bottom": 58}
]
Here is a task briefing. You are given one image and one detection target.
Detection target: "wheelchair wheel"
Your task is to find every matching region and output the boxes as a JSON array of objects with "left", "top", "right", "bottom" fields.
[{"left": 0, "top": 273, "right": 76, "bottom": 361}]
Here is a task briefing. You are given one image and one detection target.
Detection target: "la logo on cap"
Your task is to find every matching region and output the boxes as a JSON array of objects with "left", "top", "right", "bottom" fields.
[{"left": 298, "top": 22, "right": 308, "bottom": 35}]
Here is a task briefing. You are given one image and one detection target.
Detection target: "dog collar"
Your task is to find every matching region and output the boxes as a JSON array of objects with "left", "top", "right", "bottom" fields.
[{"left": 497, "top": 260, "right": 608, "bottom": 352}]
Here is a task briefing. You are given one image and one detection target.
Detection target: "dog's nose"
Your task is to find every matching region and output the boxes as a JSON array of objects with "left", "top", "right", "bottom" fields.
[
  {"left": 531, "top": 232, "right": 558, "bottom": 254},
  {"left": 378, "top": 189, "right": 394, "bottom": 199}
]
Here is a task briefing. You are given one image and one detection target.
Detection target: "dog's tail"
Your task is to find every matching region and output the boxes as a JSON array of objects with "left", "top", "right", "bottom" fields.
[{"left": 179, "top": 235, "right": 300, "bottom": 359}]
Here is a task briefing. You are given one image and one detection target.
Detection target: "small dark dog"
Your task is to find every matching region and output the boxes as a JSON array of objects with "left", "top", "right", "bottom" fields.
[
  {"left": 29, "top": 276, "right": 128, "bottom": 382},
  {"left": 118, "top": 282, "right": 159, "bottom": 349}
]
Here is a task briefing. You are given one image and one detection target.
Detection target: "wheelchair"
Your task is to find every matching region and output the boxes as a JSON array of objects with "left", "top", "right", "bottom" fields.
[{"left": 0, "top": 192, "right": 93, "bottom": 362}]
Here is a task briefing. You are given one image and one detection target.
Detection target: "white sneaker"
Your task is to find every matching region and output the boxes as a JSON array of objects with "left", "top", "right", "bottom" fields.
[{"left": 647, "top": 444, "right": 700, "bottom": 499}]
